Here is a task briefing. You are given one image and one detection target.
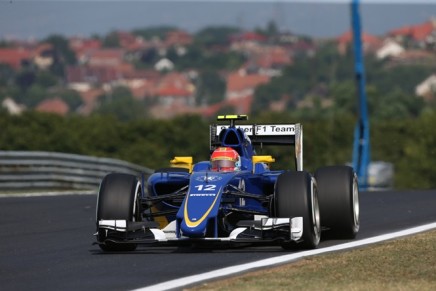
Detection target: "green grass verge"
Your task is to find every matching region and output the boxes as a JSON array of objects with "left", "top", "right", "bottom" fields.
[{"left": 189, "top": 230, "right": 436, "bottom": 291}]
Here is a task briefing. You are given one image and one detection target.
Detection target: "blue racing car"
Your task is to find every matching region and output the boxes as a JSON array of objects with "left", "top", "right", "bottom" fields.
[{"left": 94, "top": 115, "right": 360, "bottom": 251}]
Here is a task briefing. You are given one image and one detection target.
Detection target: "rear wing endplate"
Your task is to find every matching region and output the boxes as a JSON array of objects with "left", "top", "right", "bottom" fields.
[{"left": 210, "top": 123, "right": 303, "bottom": 171}]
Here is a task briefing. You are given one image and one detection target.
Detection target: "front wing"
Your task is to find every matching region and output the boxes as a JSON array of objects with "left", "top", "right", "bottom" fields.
[{"left": 94, "top": 216, "right": 303, "bottom": 247}]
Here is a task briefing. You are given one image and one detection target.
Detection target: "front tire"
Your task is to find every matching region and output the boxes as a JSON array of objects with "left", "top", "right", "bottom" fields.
[
  {"left": 274, "top": 171, "right": 321, "bottom": 249},
  {"left": 315, "top": 166, "right": 360, "bottom": 239},
  {"left": 96, "top": 173, "right": 141, "bottom": 252}
]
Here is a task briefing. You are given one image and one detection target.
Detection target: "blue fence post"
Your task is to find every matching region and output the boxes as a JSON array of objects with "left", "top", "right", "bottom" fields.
[{"left": 351, "top": 0, "right": 371, "bottom": 190}]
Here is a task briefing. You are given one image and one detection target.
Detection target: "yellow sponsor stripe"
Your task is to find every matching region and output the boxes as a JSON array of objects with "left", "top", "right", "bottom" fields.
[{"left": 183, "top": 189, "right": 221, "bottom": 228}]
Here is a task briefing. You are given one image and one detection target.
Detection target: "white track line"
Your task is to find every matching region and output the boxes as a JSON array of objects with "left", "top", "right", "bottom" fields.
[{"left": 133, "top": 222, "right": 436, "bottom": 291}]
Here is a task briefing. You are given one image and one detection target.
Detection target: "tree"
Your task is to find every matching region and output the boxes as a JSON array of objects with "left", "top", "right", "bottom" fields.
[
  {"left": 15, "top": 69, "right": 36, "bottom": 92},
  {"left": 23, "top": 85, "right": 47, "bottom": 107},
  {"left": 59, "top": 89, "right": 83, "bottom": 111},
  {"left": 132, "top": 26, "right": 177, "bottom": 40},
  {"left": 35, "top": 71, "right": 58, "bottom": 88},
  {"left": 329, "top": 81, "right": 357, "bottom": 116},
  {"left": 194, "top": 26, "right": 241, "bottom": 48},
  {"left": 195, "top": 70, "right": 225, "bottom": 105},
  {"left": 44, "top": 34, "right": 77, "bottom": 78},
  {"left": 95, "top": 86, "right": 146, "bottom": 121},
  {"left": 255, "top": 20, "right": 279, "bottom": 37},
  {"left": 102, "top": 31, "right": 120, "bottom": 48},
  {"left": 44, "top": 34, "right": 77, "bottom": 65},
  {"left": 252, "top": 81, "right": 283, "bottom": 113},
  {"left": 369, "top": 64, "right": 433, "bottom": 96},
  {"left": 138, "top": 47, "right": 160, "bottom": 67},
  {"left": 0, "top": 63, "right": 14, "bottom": 86},
  {"left": 369, "top": 88, "right": 424, "bottom": 121}
]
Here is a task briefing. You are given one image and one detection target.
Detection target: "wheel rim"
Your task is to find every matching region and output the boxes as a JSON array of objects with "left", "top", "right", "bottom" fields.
[
  {"left": 312, "top": 179, "right": 321, "bottom": 243},
  {"left": 132, "top": 181, "right": 141, "bottom": 222},
  {"left": 352, "top": 175, "right": 360, "bottom": 231}
]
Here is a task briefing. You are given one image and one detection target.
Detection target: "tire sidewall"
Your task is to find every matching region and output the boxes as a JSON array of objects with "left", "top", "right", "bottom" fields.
[
  {"left": 275, "top": 171, "right": 320, "bottom": 249},
  {"left": 315, "top": 166, "right": 360, "bottom": 238}
]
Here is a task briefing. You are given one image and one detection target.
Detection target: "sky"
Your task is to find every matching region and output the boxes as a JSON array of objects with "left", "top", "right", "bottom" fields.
[{"left": 1, "top": 1, "right": 436, "bottom": 40}]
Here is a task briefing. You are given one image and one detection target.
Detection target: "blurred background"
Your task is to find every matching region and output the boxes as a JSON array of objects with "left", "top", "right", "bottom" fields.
[{"left": 1, "top": 1, "right": 436, "bottom": 190}]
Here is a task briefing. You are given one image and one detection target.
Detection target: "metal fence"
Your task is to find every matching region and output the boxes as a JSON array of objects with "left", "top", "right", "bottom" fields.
[{"left": 0, "top": 151, "right": 153, "bottom": 190}]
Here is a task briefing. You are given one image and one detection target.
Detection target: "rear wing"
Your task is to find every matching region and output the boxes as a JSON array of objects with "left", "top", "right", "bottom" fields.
[{"left": 210, "top": 123, "right": 303, "bottom": 171}]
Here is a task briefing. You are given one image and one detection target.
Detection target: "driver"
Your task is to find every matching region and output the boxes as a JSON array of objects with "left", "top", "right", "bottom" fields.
[{"left": 210, "top": 147, "right": 241, "bottom": 172}]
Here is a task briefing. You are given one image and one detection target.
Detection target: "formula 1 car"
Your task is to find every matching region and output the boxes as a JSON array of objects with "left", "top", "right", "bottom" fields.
[{"left": 94, "top": 115, "right": 359, "bottom": 251}]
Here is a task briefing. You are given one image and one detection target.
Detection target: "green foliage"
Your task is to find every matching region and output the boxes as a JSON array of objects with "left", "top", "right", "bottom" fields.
[
  {"left": 254, "top": 20, "right": 280, "bottom": 38},
  {"left": 0, "top": 40, "right": 12, "bottom": 48},
  {"left": 195, "top": 70, "right": 226, "bottom": 105},
  {"left": 0, "top": 112, "right": 84, "bottom": 153},
  {"left": 0, "top": 84, "right": 20, "bottom": 103},
  {"left": 372, "top": 114, "right": 436, "bottom": 189},
  {"left": 252, "top": 43, "right": 432, "bottom": 123},
  {"left": 1, "top": 111, "right": 436, "bottom": 189},
  {"left": 173, "top": 44, "right": 245, "bottom": 71},
  {"left": 58, "top": 89, "right": 83, "bottom": 111},
  {"left": 44, "top": 34, "right": 77, "bottom": 65},
  {"left": 1, "top": 30, "right": 436, "bottom": 190},
  {"left": 252, "top": 78, "right": 287, "bottom": 113},
  {"left": 369, "top": 64, "right": 434, "bottom": 96},
  {"left": 94, "top": 86, "right": 147, "bottom": 121},
  {"left": 102, "top": 31, "right": 120, "bottom": 48},
  {"left": 194, "top": 26, "right": 241, "bottom": 48},
  {"left": 43, "top": 35, "right": 77, "bottom": 78},
  {"left": 35, "top": 71, "right": 58, "bottom": 88},
  {"left": 0, "top": 64, "right": 14, "bottom": 87},
  {"left": 22, "top": 84, "right": 47, "bottom": 107},
  {"left": 136, "top": 47, "right": 160, "bottom": 69},
  {"left": 132, "top": 26, "right": 177, "bottom": 40},
  {"left": 14, "top": 69, "right": 36, "bottom": 92}
]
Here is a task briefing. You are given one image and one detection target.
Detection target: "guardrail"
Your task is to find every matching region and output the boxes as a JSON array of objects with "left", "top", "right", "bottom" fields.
[{"left": 0, "top": 151, "right": 153, "bottom": 190}]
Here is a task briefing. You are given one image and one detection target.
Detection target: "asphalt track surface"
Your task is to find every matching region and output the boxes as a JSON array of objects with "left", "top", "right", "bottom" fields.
[{"left": 1, "top": 190, "right": 436, "bottom": 291}]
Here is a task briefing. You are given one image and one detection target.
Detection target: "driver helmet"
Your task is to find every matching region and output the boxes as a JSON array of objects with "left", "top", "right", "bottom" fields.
[{"left": 210, "top": 147, "right": 241, "bottom": 172}]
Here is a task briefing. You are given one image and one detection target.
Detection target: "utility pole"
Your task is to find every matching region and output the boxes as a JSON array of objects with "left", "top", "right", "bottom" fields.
[{"left": 351, "top": 0, "right": 370, "bottom": 190}]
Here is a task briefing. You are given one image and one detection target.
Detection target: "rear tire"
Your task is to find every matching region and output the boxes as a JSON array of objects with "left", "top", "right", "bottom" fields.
[
  {"left": 315, "top": 166, "right": 360, "bottom": 239},
  {"left": 96, "top": 173, "right": 141, "bottom": 251},
  {"left": 274, "top": 171, "right": 321, "bottom": 249}
]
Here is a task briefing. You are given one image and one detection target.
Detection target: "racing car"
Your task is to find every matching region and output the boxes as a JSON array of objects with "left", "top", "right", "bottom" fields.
[{"left": 94, "top": 115, "right": 360, "bottom": 251}]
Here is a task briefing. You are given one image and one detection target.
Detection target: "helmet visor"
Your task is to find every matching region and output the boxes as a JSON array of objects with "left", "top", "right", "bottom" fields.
[{"left": 211, "top": 159, "right": 236, "bottom": 171}]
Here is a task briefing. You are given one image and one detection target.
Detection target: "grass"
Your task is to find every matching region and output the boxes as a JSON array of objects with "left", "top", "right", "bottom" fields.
[{"left": 188, "top": 230, "right": 436, "bottom": 291}]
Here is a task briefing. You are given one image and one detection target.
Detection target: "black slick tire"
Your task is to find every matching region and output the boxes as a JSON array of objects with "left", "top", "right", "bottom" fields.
[
  {"left": 315, "top": 166, "right": 360, "bottom": 239},
  {"left": 274, "top": 171, "right": 321, "bottom": 249},
  {"left": 96, "top": 173, "right": 141, "bottom": 251}
]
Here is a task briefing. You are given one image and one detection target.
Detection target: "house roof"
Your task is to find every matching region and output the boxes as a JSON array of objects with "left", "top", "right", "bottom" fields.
[
  {"left": 66, "top": 66, "right": 121, "bottom": 84},
  {"left": 116, "top": 31, "right": 146, "bottom": 51},
  {"left": 337, "top": 31, "right": 381, "bottom": 46},
  {"left": 156, "top": 86, "right": 192, "bottom": 97},
  {"left": 69, "top": 37, "right": 102, "bottom": 57},
  {"left": 165, "top": 30, "right": 193, "bottom": 47},
  {"left": 34, "top": 43, "right": 53, "bottom": 55},
  {"left": 389, "top": 21, "right": 434, "bottom": 41},
  {"left": 155, "top": 72, "right": 194, "bottom": 97},
  {"left": 35, "top": 98, "right": 69, "bottom": 116},
  {"left": 123, "top": 69, "right": 160, "bottom": 81},
  {"left": 128, "top": 80, "right": 157, "bottom": 100},
  {"left": 230, "top": 32, "right": 268, "bottom": 43},
  {"left": 253, "top": 47, "right": 292, "bottom": 68},
  {"left": 0, "top": 48, "right": 32, "bottom": 69},
  {"left": 226, "top": 72, "right": 270, "bottom": 92},
  {"left": 87, "top": 48, "right": 125, "bottom": 67}
]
